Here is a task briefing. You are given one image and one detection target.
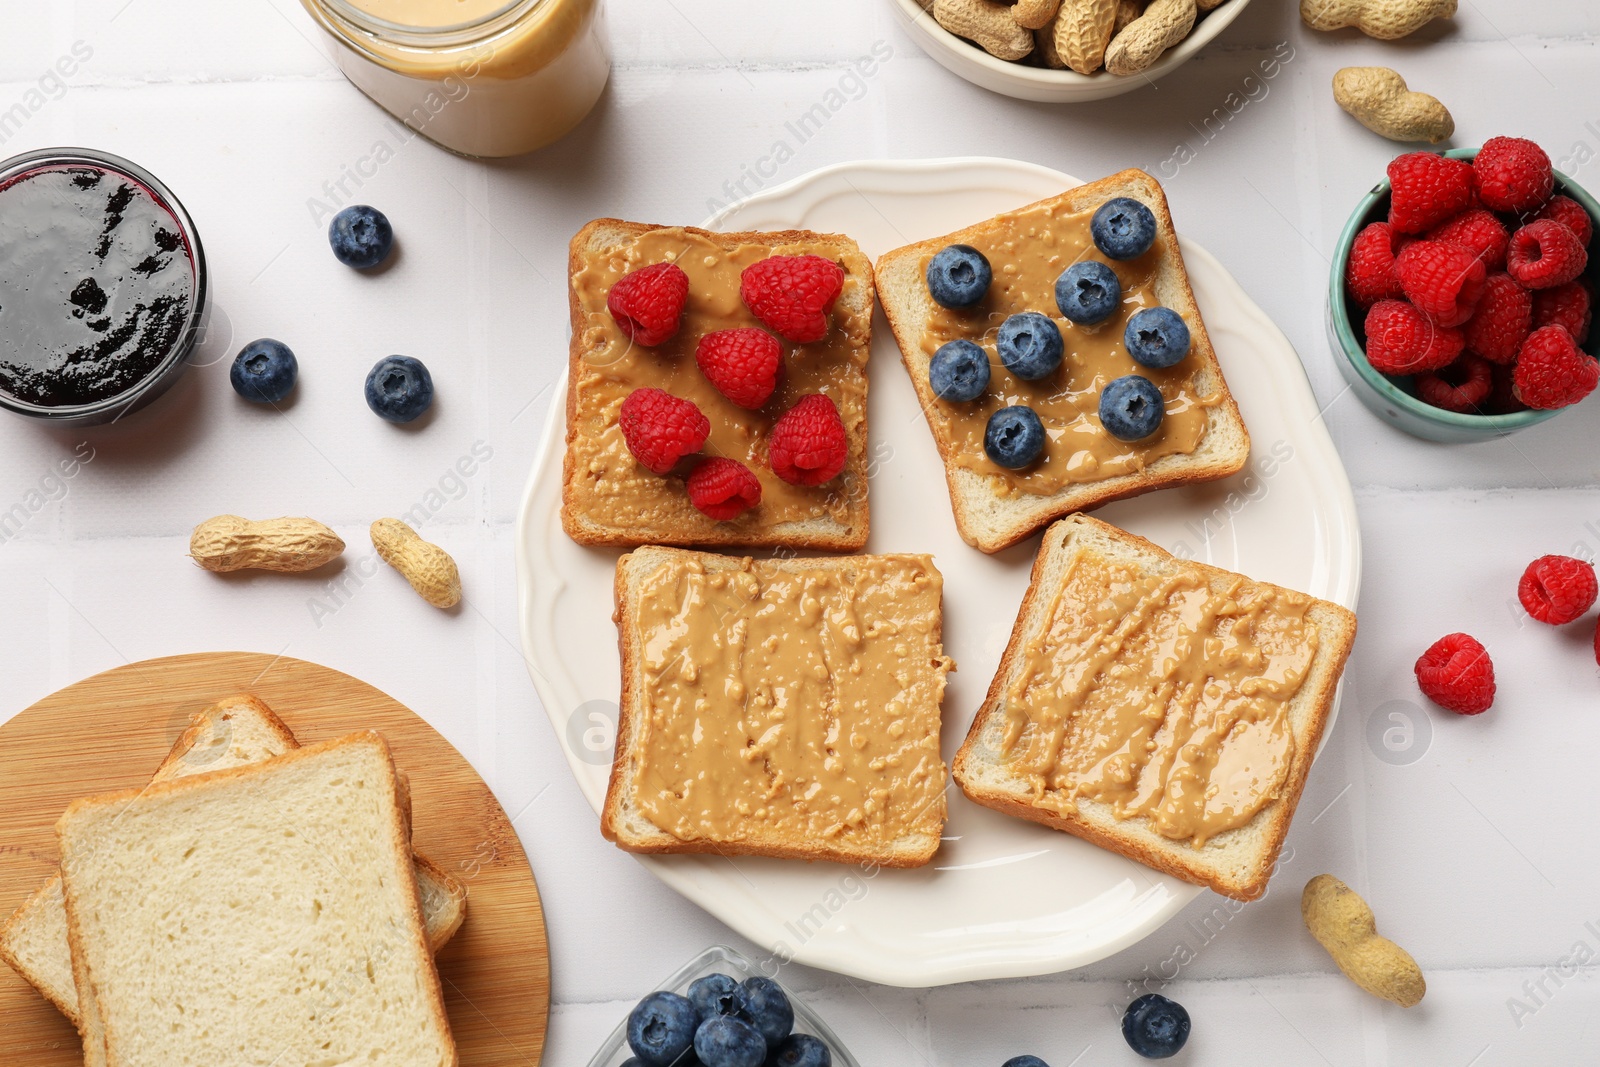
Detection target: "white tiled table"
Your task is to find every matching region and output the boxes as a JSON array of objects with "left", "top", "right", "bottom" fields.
[{"left": 3, "top": 2, "right": 1598, "bottom": 1064}]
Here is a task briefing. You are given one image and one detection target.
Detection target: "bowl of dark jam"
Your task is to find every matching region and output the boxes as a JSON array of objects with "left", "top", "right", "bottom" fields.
[{"left": 0, "top": 148, "right": 208, "bottom": 426}]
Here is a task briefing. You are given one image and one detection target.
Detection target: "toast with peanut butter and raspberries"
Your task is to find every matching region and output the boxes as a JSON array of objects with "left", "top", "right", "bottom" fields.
[
  {"left": 562, "top": 219, "right": 874, "bottom": 550},
  {"left": 875, "top": 169, "right": 1249, "bottom": 554},
  {"left": 603, "top": 546, "right": 954, "bottom": 868},
  {"left": 954, "top": 515, "right": 1355, "bottom": 901}
]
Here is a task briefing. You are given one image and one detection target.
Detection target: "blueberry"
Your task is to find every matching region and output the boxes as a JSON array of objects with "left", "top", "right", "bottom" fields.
[
  {"left": 929, "top": 339, "right": 991, "bottom": 402},
  {"left": 627, "top": 991, "right": 700, "bottom": 1067},
  {"left": 1091, "top": 197, "right": 1157, "bottom": 261},
  {"left": 689, "top": 974, "right": 748, "bottom": 1021},
  {"left": 1054, "top": 261, "right": 1122, "bottom": 325},
  {"left": 739, "top": 977, "right": 793, "bottom": 1047},
  {"left": 996, "top": 312, "right": 1063, "bottom": 381},
  {"left": 983, "top": 405, "right": 1045, "bottom": 469},
  {"left": 926, "top": 244, "right": 992, "bottom": 308},
  {"left": 1099, "top": 375, "right": 1165, "bottom": 441},
  {"left": 1121, "top": 993, "right": 1190, "bottom": 1059},
  {"left": 694, "top": 1016, "right": 767, "bottom": 1067},
  {"left": 229, "top": 338, "right": 297, "bottom": 404},
  {"left": 1123, "top": 307, "right": 1191, "bottom": 369},
  {"left": 1001, "top": 1058, "right": 1051, "bottom": 1067},
  {"left": 328, "top": 204, "right": 394, "bottom": 269},
  {"left": 766, "top": 1033, "right": 831, "bottom": 1067},
  {"left": 364, "top": 355, "right": 434, "bottom": 423}
]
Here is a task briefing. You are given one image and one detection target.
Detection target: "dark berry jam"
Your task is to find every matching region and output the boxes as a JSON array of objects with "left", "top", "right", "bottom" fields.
[{"left": 0, "top": 163, "right": 196, "bottom": 407}]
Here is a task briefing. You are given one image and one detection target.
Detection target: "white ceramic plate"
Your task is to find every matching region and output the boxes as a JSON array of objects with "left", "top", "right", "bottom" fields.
[
  {"left": 514, "top": 158, "right": 1361, "bottom": 987},
  {"left": 889, "top": 0, "right": 1256, "bottom": 104}
]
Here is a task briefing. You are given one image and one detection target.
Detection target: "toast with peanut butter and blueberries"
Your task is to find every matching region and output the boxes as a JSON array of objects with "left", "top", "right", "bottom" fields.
[
  {"left": 0, "top": 695, "right": 466, "bottom": 1029},
  {"left": 562, "top": 219, "right": 875, "bottom": 551},
  {"left": 603, "top": 546, "right": 954, "bottom": 867},
  {"left": 874, "top": 169, "right": 1250, "bottom": 554},
  {"left": 953, "top": 515, "right": 1355, "bottom": 901}
]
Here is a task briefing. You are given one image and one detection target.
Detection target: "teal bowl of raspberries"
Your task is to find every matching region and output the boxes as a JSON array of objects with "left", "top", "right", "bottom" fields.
[
  {"left": 588, "top": 945, "right": 858, "bottom": 1067},
  {"left": 1329, "top": 139, "right": 1599, "bottom": 442}
]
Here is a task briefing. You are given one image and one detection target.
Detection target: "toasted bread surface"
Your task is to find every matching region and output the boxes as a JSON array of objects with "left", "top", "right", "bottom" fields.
[
  {"left": 563, "top": 219, "right": 873, "bottom": 550},
  {"left": 603, "top": 546, "right": 953, "bottom": 867},
  {"left": 875, "top": 169, "right": 1249, "bottom": 553},
  {"left": 0, "top": 696, "right": 466, "bottom": 1028},
  {"left": 57, "top": 733, "right": 457, "bottom": 1067},
  {"left": 952, "top": 515, "right": 1355, "bottom": 900}
]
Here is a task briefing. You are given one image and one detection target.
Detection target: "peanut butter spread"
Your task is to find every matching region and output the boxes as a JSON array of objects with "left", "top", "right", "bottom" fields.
[
  {"left": 1000, "top": 550, "right": 1317, "bottom": 847},
  {"left": 570, "top": 229, "right": 869, "bottom": 532},
  {"left": 630, "top": 555, "right": 952, "bottom": 849},
  {"left": 920, "top": 201, "right": 1220, "bottom": 496}
]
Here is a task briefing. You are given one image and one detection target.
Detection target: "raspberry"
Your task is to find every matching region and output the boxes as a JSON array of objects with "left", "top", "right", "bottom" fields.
[
  {"left": 686, "top": 457, "right": 762, "bottom": 520},
  {"left": 1395, "top": 240, "right": 1487, "bottom": 326},
  {"left": 1531, "top": 281, "right": 1592, "bottom": 346},
  {"left": 617, "top": 387, "right": 709, "bottom": 474},
  {"left": 1345, "top": 221, "right": 1403, "bottom": 306},
  {"left": 1363, "top": 300, "right": 1464, "bottom": 375},
  {"left": 1416, "top": 354, "right": 1492, "bottom": 413},
  {"left": 606, "top": 262, "right": 688, "bottom": 347},
  {"left": 1427, "top": 209, "right": 1509, "bottom": 270},
  {"left": 1387, "top": 151, "right": 1474, "bottom": 234},
  {"left": 768, "top": 393, "right": 847, "bottom": 486},
  {"left": 1473, "top": 136, "right": 1555, "bottom": 214},
  {"left": 1518, "top": 554, "right": 1598, "bottom": 625},
  {"left": 695, "top": 327, "right": 784, "bottom": 410},
  {"left": 1513, "top": 325, "right": 1600, "bottom": 409},
  {"left": 1415, "top": 633, "right": 1496, "bottom": 715},
  {"left": 1462, "top": 272, "right": 1532, "bottom": 364},
  {"left": 1507, "top": 220, "right": 1588, "bottom": 289},
  {"left": 739, "top": 255, "right": 845, "bottom": 344},
  {"left": 1487, "top": 362, "right": 1528, "bottom": 414},
  {"left": 1533, "top": 194, "right": 1593, "bottom": 247}
]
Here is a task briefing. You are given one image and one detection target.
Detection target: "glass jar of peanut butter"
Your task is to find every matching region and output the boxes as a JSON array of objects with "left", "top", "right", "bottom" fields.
[{"left": 301, "top": 0, "right": 608, "bottom": 158}]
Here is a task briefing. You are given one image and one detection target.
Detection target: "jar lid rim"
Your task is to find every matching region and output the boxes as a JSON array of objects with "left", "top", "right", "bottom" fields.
[{"left": 315, "top": 0, "right": 547, "bottom": 42}]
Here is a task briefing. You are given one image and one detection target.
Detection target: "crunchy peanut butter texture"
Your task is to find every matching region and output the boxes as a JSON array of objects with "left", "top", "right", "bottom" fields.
[
  {"left": 1000, "top": 549, "right": 1317, "bottom": 847},
  {"left": 630, "top": 555, "right": 953, "bottom": 848},
  {"left": 920, "top": 200, "right": 1219, "bottom": 495},
  {"left": 569, "top": 228, "right": 868, "bottom": 530}
]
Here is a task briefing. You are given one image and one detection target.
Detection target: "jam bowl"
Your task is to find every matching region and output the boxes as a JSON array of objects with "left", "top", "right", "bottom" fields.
[{"left": 0, "top": 148, "right": 209, "bottom": 426}]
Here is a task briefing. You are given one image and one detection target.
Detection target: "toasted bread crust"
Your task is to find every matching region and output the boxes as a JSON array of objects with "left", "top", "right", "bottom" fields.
[
  {"left": 562, "top": 219, "right": 873, "bottom": 551},
  {"left": 952, "top": 516, "right": 1356, "bottom": 901},
  {"left": 875, "top": 169, "right": 1250, "bottom": 553},
  {"left": 603, "top": 546, "right": 947, "bottom": 868}
]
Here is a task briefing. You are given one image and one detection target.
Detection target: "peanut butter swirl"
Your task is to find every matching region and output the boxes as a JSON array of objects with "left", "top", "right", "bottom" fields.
[
  {"left": 1000, "top": 550, "right": 1317, "bottom": 847},
  {"left": 630, "top": 555, "right": 952, "bottom": 849},
  {"left": 919, "top": 201, "right": 1219, "bottom": 496},
  {"left": 570, "top": 229, "right": 869, "bottom": 532}
]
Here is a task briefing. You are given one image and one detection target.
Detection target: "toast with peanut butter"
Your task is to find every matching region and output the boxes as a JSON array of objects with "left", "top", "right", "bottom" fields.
[
  {"left": 604, "top": 546, "right": 954, "bottom": 867},
  {"left": 0, "top": 695, "right": 467, "bottom": 1028},
  {"left": 875, "top": 169, "right": 1250, "bottom": 554},
  {"left": 953, "top": 515, "right": 1355, "bottom": 901},
  {"left": 563, "top": 220, "right": 874, "bottom": 550}
]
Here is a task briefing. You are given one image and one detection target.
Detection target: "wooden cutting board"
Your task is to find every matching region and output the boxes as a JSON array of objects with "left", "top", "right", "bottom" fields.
[{"left": 0, "top": 651, "right": 549, "bottom": 1067}]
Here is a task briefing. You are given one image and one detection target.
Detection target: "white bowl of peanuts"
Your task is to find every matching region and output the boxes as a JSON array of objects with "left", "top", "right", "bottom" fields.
[{"left": 892, "top": 0, "right": 1254, "bottom": 102}]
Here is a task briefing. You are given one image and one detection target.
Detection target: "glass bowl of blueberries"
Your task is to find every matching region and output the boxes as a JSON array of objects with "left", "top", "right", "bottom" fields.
[{"left": 587, "top": 945, "right": 858, "bottom": 1067}]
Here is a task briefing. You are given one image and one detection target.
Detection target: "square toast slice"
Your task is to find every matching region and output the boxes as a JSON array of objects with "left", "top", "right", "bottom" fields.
[
  {"left": 57, "top": 733, "right": 457, "bottom": 1067},
  {"left": 875, "top": 169, "right": 1250, "bottom": 553},
  {"left": 603, "top": 546, "right": 953, "bottom": 867},
  {"left": 563, "top": 220, "right": 874, "bottom": 550},
  {"left": 0, "top": 695, "right": 466, "bottom": 1027},
  {"left": 953, "top": 515, "right": 1355, "bottom": 900}
]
